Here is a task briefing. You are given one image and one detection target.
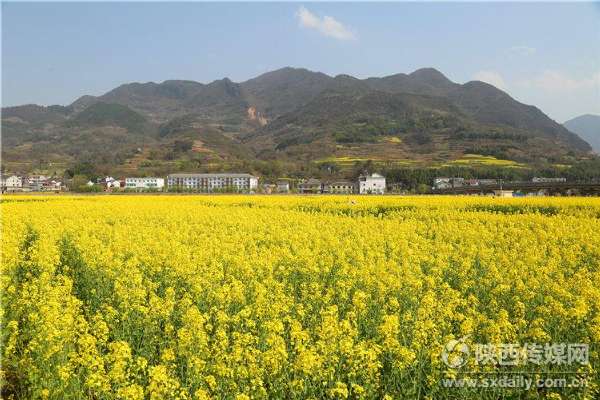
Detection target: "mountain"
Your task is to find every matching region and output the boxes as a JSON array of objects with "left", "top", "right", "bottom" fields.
[
  {"left": 244, "top": 68, "right": 591, "bottom": 162},
  {"left": 2, "top": 67, "right": 593, "bottom": 175},
  {"left": 446, "top": 82, "right": 588, "bottom": 151},
  {"left": 364, "top": 68, "right": 457, "bottom": 96},
  {"left": 564, "top": 114, "right": 600, "bottom": 153},
  {"left": 72, "top": 80, "right": 206, "bottom": 121},
  {"left": 67, "top": 102, "right": 150, "bottom": 133},
  {"left": 244, "top": 87, "right": 464, "bottom": 161},
  {"left": 242, "top": 67, "right": 332, "bottom": 117},
  {"left": 2, "top": 104, "right": 71, "bottom": 148}
]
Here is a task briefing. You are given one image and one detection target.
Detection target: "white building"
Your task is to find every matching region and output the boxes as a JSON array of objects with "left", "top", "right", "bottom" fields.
[
  {"left": 532, "top": 177, "right": 566, "bottom": 183},
  {"left": 1, "top": 175, "right": 23, "bottom": 191},
  {"left": 167, "top": 173, "right": 258, "bottom": 192},
  {"left": 358, "top": 173, "right": 386, "bottom": 194},
  {"left": 125, "top": 177, "right": 165, "bottom": 190},
  {"left": 433, "top": 177, "right": 452, "bottom": 190},
  {"left": 28, "top": 175, "right": 48, "bottom": 191},
  {"left": 99, "top": 176, "right": 120, "bottom": 188}
]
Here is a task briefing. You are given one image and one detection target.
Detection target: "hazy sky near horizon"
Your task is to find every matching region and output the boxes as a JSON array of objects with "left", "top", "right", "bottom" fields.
[{"left": 2, "top": 2, "right": 599, "bottom": 122}]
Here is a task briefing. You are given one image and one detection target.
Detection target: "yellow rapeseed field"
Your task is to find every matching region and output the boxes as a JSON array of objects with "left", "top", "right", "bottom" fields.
[{"left": 1, "top": 195, "right": 599, "bottom": 399}]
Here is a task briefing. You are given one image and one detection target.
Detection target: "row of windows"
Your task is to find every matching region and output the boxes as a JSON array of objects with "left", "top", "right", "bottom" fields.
[
  {"left": 126, "top": 183, "right": 159, "bottom": 187},
  {"left": 169, "top": 179, "right": 249, "bottom": 183},
  {"left": 170, "top": 183, "right": 250, "bottom": 187},
  {"left": 168, "top": 180, "right": 252, "bottom": 185}
]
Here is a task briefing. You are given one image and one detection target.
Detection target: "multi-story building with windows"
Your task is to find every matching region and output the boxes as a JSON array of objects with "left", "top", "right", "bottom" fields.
[
  {"left": 125, "top": 177, "right": 165, "bottom": 190},
  {"left": 327, "top": 181, "right": 356, "bottom": 194},
  {"left": 27, "top": 175, "right": 48, "bottom": 191},
  {"left": 358, "top": 173, "right": 386, "bottom": 194},
  {"left": 167, "top": 173, "right": 258, "bottom": 192}
]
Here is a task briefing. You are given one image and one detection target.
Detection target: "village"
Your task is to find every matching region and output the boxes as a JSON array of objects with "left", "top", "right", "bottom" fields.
[
  {"left": 0, "top": 172, "right": 387, "bottom": 194},
  {"left": 1, "top": 171, "right": 590, "bottom": 196}
]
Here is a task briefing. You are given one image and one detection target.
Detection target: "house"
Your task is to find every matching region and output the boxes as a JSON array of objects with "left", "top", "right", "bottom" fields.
[
  {"left": 434, "top": 177, "right": 466, "bottom": 189},
  {"left": 28, "top": 175, "right": 48, "bottom": 191},
  {"left": 276, "top": 180, "right": 290, "bottom": 193},
  {"left": 327, "top": 181, "right": 355, "bottom": 194},
  {"left": 167, "top": 173, "right": 258, "bottom": 192},
  {"left": 98, "top": 176, "right": 120, "bottom": 189},
  {"left": 433, "top": 178, "right": 452, "bottom": 190},
  {"left": 299, "top": 178, "right": 323, "bottom": 194},
  {"left": 1, "top": 175, "right": 23, "bottom": 192},
  {"left": 125, "top": 177, "right": 164, "bottom": 191},
  {"left": 358, "top": 173, "right": 386, "bottom": 194},
  {"left": 96, "top": 176, "right": 122, "bottom": 190},
  {"left": 42, "top": 179, "right": 63, "bottom": 191}
]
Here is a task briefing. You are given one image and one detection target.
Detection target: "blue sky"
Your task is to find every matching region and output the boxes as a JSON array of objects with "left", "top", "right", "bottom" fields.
[{"left": 2, "top": 2, "right": 599, "bottom": 121}]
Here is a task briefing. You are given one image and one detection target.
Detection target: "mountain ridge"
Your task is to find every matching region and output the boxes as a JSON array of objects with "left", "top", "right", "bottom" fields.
[{"left": 2, "top": 66, "right": 593, "bottom": 175}]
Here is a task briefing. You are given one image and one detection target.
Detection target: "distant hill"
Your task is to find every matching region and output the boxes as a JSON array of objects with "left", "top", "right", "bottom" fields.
[
  {"left": 2, "top": 67, "right": 594, "bottom": 175},
  {"left": 67, "top": 102, "right": 150, "bottom": 133},
  {"left": 564, "top": 114, "right": 600, "bottom": 153},
  {"left": 2, "top": 104, "right": 71, "bottom": 124}
]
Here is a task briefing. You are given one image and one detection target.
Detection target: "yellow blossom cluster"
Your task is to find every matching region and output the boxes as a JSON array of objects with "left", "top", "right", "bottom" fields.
[{"left": 1, "top": 195, "right": 599, "bottom": 399}]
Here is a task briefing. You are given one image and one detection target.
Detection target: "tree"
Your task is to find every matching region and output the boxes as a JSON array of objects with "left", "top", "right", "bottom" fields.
[{"left": 65, "top": 162, "right": 96, "bottom": 179}]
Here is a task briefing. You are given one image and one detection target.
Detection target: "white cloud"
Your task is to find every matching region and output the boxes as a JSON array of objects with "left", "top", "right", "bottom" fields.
[
  {"left": 526, "top": 70, "right": 600, "bottom": 92},
  {"left": 508, "top": 46, "right": 537, "bottom": 56},
  {"left": 473, "top": 70, "right": 507, "bottom": 90},
  {"left": 296, "top": 6, "right": 355, "bottom": 41}
]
